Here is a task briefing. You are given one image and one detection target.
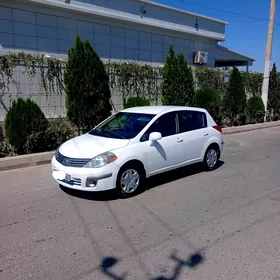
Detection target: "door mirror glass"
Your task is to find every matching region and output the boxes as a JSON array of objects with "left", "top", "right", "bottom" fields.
[{"left": 149, "top": 132, "right": 162, "bottom": 142}]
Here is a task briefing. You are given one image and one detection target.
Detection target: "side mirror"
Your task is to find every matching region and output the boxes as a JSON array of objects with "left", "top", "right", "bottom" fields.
[{"left": 149, "top": 132, "right": 162, "bottom": 142}]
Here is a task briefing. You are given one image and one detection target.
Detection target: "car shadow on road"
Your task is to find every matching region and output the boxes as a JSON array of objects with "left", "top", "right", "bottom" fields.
[
  {"left": 146, "top": 160, "right": 224, "bottom": 192},
  {"left": 60, "top": 186, "right": 119, "bottom": 201},
  {"left": 60, "top": 160, "right": 225, "bottom": 201},
  {"left": 100, "top": 251, "right": 204, "bottom": 280}
]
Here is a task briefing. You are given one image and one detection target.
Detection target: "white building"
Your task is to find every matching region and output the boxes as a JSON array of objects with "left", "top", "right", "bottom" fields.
[{"left": 0, "top": 0, "right": 255, "bottom": 121}]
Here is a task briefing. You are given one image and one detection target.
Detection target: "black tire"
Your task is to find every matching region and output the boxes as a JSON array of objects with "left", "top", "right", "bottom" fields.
[
  {"left": 116, "top": 162, "right": 145, "bottom": 198},
  {"left": 203, "top": 145, "right": 219, "bottom": 171}
]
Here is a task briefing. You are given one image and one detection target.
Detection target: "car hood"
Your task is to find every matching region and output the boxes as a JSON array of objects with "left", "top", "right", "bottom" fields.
[{"left": 58, "top": 133, "right": 130, "bottom": 159}]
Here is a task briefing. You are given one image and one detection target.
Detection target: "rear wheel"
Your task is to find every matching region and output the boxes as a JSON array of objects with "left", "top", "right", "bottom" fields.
[
  {"left": 203, "top": 145, "right": 219, "bottom": 171},
  {"left": 116, "top": 163, "right": 145, "bottom": 198}
]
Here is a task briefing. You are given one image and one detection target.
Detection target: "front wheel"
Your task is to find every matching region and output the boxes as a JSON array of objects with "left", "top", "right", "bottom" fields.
[
  {"left": 203, "top": 146, "right": 219, "bottom": 171},
  {"left": 116, "top": 164, "right": 144, "bottom": 198}
]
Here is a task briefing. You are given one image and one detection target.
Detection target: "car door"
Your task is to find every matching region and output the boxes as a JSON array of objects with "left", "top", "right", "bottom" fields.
[
  {"left": 177, "top": 110, "right": 209, "bottom": 162},
  {"left": 139, "top": 111, "right": 185, "bottom": 176}
]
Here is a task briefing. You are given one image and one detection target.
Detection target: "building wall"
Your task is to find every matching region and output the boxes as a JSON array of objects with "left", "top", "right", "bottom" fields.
[
  {"left": 71, "top": 0, "right": 226, "bottom": 36},
  {"left": 0, "top": 1, "right": 220, "bottom": 65},
  {"left": 0, "top": 0, "right": 221, "bottom": 121}
]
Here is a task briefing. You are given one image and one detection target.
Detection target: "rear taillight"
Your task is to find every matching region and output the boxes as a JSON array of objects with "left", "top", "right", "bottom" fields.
[{"left": 212, "top": 125, "right": 222, "bottom": 133}]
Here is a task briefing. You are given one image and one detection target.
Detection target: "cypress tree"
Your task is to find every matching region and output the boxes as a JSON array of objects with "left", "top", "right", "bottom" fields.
[
  {"left": 268, "top": 63, "right": 280, "bottom": 120},
  {"left": 162, "top": 46, "right": 195, "bottom": 106},
  {"left": 222, "top": 66, "right": 247, "bottom": 125},
  {"left": 64, "top": 34, "right": 112, "bottom": 133}
]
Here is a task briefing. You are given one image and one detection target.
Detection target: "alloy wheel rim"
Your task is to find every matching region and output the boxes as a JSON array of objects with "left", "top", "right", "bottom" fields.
[
  {"left": 206, "top": 149, "right": 218, "bottom": 168},
  {"left": 120, "top": 169, "right": 140, "bottom": 194}
]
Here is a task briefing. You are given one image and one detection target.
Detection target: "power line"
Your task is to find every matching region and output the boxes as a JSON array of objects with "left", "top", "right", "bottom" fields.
[
  {"left": 177, "top": 0, "right": 270, "bottom": 21},
  {"left": 174, "top": 0, "right": 279, "bottom": 23}
]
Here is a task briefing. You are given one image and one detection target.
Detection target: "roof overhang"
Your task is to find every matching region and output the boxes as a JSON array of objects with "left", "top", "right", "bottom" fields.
[
  {"left": 137, "top": 0, "right": 228, "bottom": 25},
  {"left": 23, "top": 0, "right": 226, "bottom": 41},
  {"left": 215, "top": 46, "right": 255, "bottom": 67}
]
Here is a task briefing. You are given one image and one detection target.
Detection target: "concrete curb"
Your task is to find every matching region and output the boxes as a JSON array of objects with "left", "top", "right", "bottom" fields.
[
  {"left": 1, "top": 121, "right": 280, "bottom": 172},
  {"left": 222, "top": 120, "right": 280, "bottom": 135},
  {"left": 0, "top": 151, "right": 55, "bottom": 172}
]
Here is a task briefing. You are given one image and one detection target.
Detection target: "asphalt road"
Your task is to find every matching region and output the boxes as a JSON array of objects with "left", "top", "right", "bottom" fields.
[{"left": 1, "top": 127, "right": 280, "bottom": 280}]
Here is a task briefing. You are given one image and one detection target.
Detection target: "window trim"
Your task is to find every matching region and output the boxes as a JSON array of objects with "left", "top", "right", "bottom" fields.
[
  {"left": 177, "top": 110, "right": 208, "bottom": 133},
  {"left": 89, "top": 111, "right": 156, "bottom": 140},
  {"left": 140, "top": 111, "right": 180, "bottom": 142}
]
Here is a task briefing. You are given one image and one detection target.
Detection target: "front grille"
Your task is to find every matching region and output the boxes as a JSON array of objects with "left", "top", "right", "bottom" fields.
[
  {"left": 72, "top": 177, "right": 82, "bottom": 186},
  {"left": 60, "top": 177, "right": 82, "bottom": 186},
  {"left": 56, "top": 151, "right": 90, "bottom": 168}
]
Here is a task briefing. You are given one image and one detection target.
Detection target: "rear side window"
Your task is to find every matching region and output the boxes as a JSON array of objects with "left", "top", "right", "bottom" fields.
[{"left": 178, "top": 110, "right": 207, "bottom": 132}]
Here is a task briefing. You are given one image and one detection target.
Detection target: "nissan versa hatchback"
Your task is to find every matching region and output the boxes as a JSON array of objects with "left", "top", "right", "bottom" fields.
[{"left": 51, "top": 106, "right": 224, "bottom": 197}]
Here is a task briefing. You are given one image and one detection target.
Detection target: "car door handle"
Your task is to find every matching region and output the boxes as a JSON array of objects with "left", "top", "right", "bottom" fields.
[
  {"left": 177, "top": 138, "right": 183, "bottom": 143},
  {"left": 203, "top": 131, "right": 209, "bottom": 136}
]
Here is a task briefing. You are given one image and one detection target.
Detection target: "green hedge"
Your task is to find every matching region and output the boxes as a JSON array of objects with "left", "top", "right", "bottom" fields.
[
  {"left": 0, "top": 52, "right": 267, "bottom": 109},
  {"left": 246, "top": 96, "right": 265, "bottom": 124},
  {"left": 4, "top": 98, "right": 49, "bottom": 154},
  {"left": 123, "top": 96, "right": 150, "bottom": 109},
  {"left": 0, "top": 52, "right": 279, "bottom": 157},
  {"left": 24, "top": 118, "right": 77, "bottom": 154},
  {"left": 195, "top": 87, "right": 221, "bottom": 124}
]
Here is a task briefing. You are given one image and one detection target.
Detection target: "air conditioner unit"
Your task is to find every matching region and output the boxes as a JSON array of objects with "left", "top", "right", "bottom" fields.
[{"left": 194, "top": 51, "right": 208, "bottom": 65}]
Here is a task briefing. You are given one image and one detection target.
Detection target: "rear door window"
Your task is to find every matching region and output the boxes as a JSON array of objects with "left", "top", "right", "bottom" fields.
[{"left": 178, "top": 110, "right": 207, "bottom": 133}]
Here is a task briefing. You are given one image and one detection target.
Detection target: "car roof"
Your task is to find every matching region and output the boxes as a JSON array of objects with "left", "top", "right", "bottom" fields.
[{"left": 121, "top": 105, "right": 207, "bottom": 115}]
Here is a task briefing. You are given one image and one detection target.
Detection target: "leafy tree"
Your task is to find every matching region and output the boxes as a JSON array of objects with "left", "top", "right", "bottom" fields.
[
  {"left": 195, "top": 87, "right": 221, "bottom": 124},
  {"left": 162, "top": 46, "right": 195, "bottom": 106},
  {"left": 222, "top": 66, "right": 247, "bottom": 125},
  {"left": 4, "top": 97, "right": 48, "bottom": 154},
  {"left": 64, "top": 34, "right": 112, "bottom": 133},
  {"left": 246, "top": 95, "right": 265, "bottom": 124},
  {"left": 268, "top": 63, "right": 280, "bottom": 120}
]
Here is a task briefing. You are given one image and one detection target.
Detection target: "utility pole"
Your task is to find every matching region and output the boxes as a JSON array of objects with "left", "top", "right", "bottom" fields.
[{"left": 261, "top": 0, "right": 276, "bottom": 120}]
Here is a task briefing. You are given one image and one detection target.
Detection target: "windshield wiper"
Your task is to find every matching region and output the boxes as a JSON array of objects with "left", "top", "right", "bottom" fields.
[
  {"left": 103, "top": 130, "right": 126, "bottom": 139},
  {"left": 89, "top": 129, "right": 125, "bottom": 139}
]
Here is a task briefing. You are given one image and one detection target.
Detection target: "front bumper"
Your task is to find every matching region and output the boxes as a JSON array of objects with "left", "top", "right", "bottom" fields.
[{"left": 51, "top": 156, "right": 118, "bottom": 192}]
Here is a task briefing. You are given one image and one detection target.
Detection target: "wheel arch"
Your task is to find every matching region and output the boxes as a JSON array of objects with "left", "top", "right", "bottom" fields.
[
  {"left": 118, "top": 159, "right": 147, "bottom": 178},
  {"left": 205, "top": 142, "right": 221, "bottom": 159}
]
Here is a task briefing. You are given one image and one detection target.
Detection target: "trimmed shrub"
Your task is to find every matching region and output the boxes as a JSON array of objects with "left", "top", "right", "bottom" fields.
[
  {"left": 4, "top": 98, "right": 48, "bottom": 154},
  {"left": 0, "top": 126, "right": 3, "bottom": 141},
  {"left": 0, "top": 140, "right": 16, "bottom": 158},
  {"left": 195, "top": 87, "right": 221, "bottom": 124},
  {"left": 123, "top": 96, "right": 150, "bottom": 109},
  {"left": 24, "top": 118, "right": 76, "bottom": 154},
  {"left": 246, "top": 95, "right": 265, "bottom": 124}
]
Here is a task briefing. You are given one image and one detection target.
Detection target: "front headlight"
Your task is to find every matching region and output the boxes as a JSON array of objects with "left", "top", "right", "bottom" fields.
[
  {"left": 84, "top": 152, "right": 118, "bottom": 168},
  {"left": 55, "top": 146, "right": 61, "bottom": 159}
]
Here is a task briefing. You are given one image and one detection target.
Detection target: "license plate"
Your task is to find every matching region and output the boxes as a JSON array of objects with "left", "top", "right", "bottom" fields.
[{"left": 65, "top": 174, "right": 71, "bottom": 182}]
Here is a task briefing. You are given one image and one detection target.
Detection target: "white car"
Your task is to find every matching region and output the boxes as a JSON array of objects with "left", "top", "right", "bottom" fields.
[{"left": 51, "top": 106, "right": 224, "bottom": 197}]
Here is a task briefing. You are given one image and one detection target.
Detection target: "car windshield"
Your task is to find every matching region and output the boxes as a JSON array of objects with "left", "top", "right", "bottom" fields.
[{"left": 88, "top": 112, "right": 155, "bottom": 140}]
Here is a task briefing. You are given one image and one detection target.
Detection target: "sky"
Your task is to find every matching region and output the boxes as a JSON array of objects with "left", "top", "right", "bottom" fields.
[{"left": 154, "top": 0, "right": 280, "bottom": 72}]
